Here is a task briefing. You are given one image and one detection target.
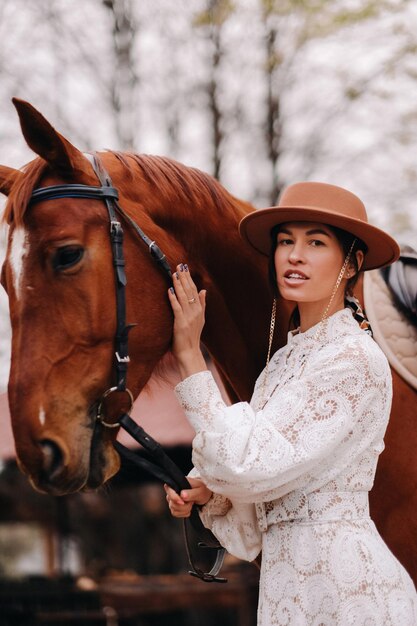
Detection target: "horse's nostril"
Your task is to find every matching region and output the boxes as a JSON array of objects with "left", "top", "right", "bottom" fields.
[{"left": 39, "top": 439, "right": 64, "bottom": 478}]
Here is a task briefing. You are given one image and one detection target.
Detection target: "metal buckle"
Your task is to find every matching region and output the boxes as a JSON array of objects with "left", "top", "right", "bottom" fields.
[
  {"left": 115, "top": 352, "right": 130, "bottom": 363},
  {"left": 188, "top": 570, "right": 227, "bottom": 583},
  {"left": 96, "top": 386, "right": 134, "bottom": 428},
  {"left": 110, "top": 219, "right": 121, "bottom": 233}
]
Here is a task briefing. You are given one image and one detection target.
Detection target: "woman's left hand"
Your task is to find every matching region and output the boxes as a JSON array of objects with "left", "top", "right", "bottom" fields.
[{"left": 164, "top": 477, "right": 213, "bottom": 518}]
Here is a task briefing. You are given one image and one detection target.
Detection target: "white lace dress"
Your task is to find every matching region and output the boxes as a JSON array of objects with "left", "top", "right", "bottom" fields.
[{"left": 175, "top": 308, "right": 417, "bottom": 625}]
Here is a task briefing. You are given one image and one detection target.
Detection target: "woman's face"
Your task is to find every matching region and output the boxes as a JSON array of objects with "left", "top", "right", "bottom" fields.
[{"left": 274, "top": 221, "right": 346, "bottom": 305}]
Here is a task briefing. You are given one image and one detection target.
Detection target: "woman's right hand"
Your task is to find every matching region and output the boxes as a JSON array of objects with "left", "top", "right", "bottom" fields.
[
  {"left": 167, "top": 263, "right": 207, "bottom": 379},
  {"left": 164, "top": 477, "right": 213, "bottom": 518}
]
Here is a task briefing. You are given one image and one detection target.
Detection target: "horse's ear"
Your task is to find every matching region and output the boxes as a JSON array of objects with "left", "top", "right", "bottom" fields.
[
  {"left": 12, "top": 98, "right": 88, "bottom": 175},
  {"left": 0, "top": 165, "right": 23, "bottom": 196}
]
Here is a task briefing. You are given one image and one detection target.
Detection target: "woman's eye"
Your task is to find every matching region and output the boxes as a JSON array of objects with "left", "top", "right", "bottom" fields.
[
  {"left": 52, "top": 246, "right": 84, "bottom": 271},
  {"left": 277, "top": 238, "right": 292, "bottom": 246},
  {"left": 310, "top": 239, "right": 325, "bottom": 247}
]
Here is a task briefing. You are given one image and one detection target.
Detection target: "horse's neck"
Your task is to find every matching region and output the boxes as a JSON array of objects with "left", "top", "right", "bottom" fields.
[
  {"left": 193, "top": 227, "right": 273, "bottom": 400},
  {"left": 113, "top": 154, "right": 291, "bottom": 401},
  {"left": 148, "top": 191, "right": 288, "bottom": 401}
]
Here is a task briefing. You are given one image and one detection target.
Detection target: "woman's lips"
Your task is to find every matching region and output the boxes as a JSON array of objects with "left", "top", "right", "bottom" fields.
[{"left": 283, "top": 271, "right": 309, "bottom": 285}]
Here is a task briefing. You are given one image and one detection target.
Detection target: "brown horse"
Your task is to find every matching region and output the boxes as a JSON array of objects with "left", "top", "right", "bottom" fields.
[{"left": 1, "top": 100, "right": 416, "bottom": 582}]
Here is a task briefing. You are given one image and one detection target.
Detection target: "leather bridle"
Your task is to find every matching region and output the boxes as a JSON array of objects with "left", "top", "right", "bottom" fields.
[{"left": 29, "top": 152, "right": 226, "bottom": 583}]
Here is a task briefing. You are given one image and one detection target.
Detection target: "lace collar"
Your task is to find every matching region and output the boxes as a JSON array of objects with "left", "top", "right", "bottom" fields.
[{"left": 286, "top": 307, "right": 359, "bottom": 348}]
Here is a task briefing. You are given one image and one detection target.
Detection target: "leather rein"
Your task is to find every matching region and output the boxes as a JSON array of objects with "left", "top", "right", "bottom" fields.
[{"left": 29, "top": 153, "right": 226, "bottom": 583}]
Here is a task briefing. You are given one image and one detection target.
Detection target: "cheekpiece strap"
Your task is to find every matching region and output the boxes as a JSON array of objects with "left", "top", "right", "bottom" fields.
[{"left": 90, "top": 154, "right": 130, "bottom": 390}]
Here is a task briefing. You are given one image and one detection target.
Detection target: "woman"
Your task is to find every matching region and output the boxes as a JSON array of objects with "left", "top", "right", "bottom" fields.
[{"left": 165, "top": 182, "right": 417, "bottom": 624}]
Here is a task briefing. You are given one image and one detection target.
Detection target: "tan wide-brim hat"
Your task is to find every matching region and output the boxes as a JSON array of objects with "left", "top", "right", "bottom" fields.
[{"left": 239, "top": 181, "right": 400, "bottom": 271}]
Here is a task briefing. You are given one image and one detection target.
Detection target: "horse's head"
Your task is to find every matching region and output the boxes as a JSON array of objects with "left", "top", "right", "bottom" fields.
[{"left": 0, "top": 100, "right": 180, "bottom": 495}]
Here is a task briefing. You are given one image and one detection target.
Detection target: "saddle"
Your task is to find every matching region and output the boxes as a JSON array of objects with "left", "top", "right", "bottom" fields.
[{"left": 364, "top": 247, "right": 417, "bottom": 391}]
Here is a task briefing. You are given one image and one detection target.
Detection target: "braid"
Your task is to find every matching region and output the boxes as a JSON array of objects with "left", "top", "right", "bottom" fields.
[{"left": 345, "top": 294, "right": 373, "bottom": 337}]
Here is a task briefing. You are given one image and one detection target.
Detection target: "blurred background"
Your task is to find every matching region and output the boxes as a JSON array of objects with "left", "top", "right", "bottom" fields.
[{"left": 0, "top": 0, "right": 416, "bottom": 624}]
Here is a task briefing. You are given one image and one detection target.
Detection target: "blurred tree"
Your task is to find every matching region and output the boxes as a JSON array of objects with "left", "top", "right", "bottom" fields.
[
  {"left": 102, "top": 0, "right": 139, "bottom": 149},
  {"left": 271, "top": 0, "right": 415, "bottom": 242},
  {"left": 193, "top": 0, "right": 235, "bottom": 180},
  {"left": 261, "top": 0, "right": 282, "bottom": 203},
  {"left": 259, "top": 0, "right": 412, "bottom": 204}
]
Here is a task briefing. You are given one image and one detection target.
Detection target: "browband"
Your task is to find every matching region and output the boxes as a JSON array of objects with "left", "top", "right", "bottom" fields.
[{"left": 30, "top": 184, "right": 119, "bottom": 203}]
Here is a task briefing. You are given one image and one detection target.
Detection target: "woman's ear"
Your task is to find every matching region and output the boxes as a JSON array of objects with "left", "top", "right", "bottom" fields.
[
  {"left": 355, "top": 250, "right": 364, "bottom": 273},
  {"left": 346, "top": 249, "right": 364, "bottom": 279}
]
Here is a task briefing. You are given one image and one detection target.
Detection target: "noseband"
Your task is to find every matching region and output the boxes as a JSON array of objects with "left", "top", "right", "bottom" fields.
[{"left": 29, "top": 153, "right": 226, "bottom": 583}]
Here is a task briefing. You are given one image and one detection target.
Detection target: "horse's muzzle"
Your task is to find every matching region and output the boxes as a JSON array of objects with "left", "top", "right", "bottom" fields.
[
  {"left": 39, "top": 439, "right": 63, "bottom": 480},
  {"left": 30, "top": 431, "right": 120, "bottom": 495},
  {"left": 33, "top": 436, "right": 86, "bottom": 495}
]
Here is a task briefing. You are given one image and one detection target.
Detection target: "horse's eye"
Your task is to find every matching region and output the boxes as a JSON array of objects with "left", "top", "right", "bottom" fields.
[{"left": 52, "top": 246, "right": 84, "bottom": 271}]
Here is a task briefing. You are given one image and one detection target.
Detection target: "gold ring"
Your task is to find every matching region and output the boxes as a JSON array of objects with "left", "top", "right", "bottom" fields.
[{"left": 188, "top": 297, "right": 196, "bottom": 303}]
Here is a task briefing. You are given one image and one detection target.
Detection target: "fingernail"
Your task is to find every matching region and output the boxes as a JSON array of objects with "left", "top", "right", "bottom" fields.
[
  {"left": 169, "top": 287, "right": 174, "bottom": 294},
  {"left": 175, "top": 272, "right": 179, "bottom": 280},
  {"left": 180, "top": 263, "right": 184, "bottom": 272},
  {"left": 184, "top": 264, "right": 189, "bottom": 272}
]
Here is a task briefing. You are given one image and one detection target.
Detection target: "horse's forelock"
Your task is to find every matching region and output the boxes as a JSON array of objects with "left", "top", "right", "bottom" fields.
[{"left": 3, "top": 158, "right": 49, "bottom": 226}]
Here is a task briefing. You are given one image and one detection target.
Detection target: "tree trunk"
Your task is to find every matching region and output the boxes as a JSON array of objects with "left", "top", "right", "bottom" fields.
[
  {"left": 206, "top": 0, "right": 224, "bottom": 180},
  {"left": 103, "top": 0, "right": 139, "bottom": 150},
  {"left": 262, "top": 3, "right": 283, "bottom": 205}
]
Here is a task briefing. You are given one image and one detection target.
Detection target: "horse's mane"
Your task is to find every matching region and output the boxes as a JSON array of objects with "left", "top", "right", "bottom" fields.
[
  {"left": 3, "top": 151, "right": 246, "bottom": 227},
  {"left": 112, "top": 151, "right": 244, "bottom": 218}
]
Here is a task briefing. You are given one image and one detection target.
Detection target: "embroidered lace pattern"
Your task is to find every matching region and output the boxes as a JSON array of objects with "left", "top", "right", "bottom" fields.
[{"left": 175, "top": 308, "right": 417, "bottom": 624}]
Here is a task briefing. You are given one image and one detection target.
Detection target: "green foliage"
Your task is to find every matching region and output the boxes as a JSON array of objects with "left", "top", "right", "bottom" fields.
[
  {"left": 261, "top": 0, "right": 329, "bottom": 18},
  {"left": 193, "top": 0, "right": 236, "bottom": 28},
  {"left": 261, "top": 0, "right": 411, "bottom": 44}
]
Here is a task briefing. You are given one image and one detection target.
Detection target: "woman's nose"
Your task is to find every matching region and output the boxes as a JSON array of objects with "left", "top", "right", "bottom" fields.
[{"left": 288, "top": 245, "right": 305, "bottom": 263}]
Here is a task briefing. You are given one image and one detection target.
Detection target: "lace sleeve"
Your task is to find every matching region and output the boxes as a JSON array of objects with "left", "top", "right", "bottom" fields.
[
  {"left": 187, "top": 468, "right": 260, "bottom": 561},
  {"left": 175, "top": 335, "right": 391, "bottom": 503},
  {"left": 199, "top": 500, "right": 262, "bottom": 561},
  {"left": 187, "top": 467, "right": 232, "bottom": 516}
]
